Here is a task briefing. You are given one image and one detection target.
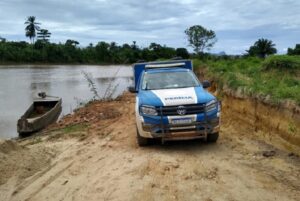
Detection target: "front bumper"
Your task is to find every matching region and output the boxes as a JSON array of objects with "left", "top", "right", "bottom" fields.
[{"left": 140, "top": 117, "right": 220, "bottom": 140}]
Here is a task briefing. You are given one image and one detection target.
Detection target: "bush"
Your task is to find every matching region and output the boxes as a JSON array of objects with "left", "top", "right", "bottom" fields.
[
  {"left": 287, "top": 44, "right": 300, "bottom": 55},
  {"left": 262, "top": 55, "right": 300, "bottom": 71}
]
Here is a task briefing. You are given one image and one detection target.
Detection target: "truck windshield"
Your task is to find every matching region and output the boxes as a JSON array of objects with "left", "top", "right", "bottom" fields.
[{"left": 142, "top": 71, "right": 200, "bottom": 90}]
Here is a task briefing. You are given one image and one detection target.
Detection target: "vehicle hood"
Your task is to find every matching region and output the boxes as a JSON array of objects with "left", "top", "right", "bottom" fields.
[{"left": 138, "top": 86, "right": 215, "bottom": 107}]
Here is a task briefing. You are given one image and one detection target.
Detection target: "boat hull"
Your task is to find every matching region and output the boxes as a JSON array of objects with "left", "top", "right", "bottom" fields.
[{"left": 17, "top": 98, "right": 62, "bottom": 135}]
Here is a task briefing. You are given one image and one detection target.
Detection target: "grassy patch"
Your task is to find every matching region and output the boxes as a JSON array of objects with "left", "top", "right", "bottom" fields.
[
  {"left": 62, "top": 123, "right": 88, "bottom": 134},
  {"left": 47, "top": 123, "right": 88, "bottom": 141},
  {"left": 288, "top": 122, "right": 297, "bottom": 134},
  {"left": 193, "top": 56, "right": 300, "bottom": 105}
]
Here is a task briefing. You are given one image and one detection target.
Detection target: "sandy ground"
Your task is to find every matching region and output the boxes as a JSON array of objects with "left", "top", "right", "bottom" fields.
[{"left": 0, "top": 93, "right": 299, "bottom": 201}]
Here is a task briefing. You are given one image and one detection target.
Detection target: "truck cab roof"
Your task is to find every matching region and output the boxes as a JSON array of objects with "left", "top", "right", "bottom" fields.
[
  {"left": 145, "top": 67, "right": 190, "bottom": 74},
  {"left": 133, "top": 60, "right": 193, "bottom": 89}
]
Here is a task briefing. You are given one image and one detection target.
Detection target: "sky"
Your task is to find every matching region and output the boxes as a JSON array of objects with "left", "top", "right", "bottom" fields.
[{"left": 0, "top": 0, "right": 299, "bottom": 54}]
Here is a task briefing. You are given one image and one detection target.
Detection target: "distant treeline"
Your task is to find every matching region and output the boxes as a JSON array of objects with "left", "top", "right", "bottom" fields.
[
  {"left": 1, "top": 14, "right": 300, "bottom": 64},
  {"left": 1, "top": 38, "right": 299, "bottom": 64},
  {"left": 0, "top": 39, "right": 190, "bottom": 64}
]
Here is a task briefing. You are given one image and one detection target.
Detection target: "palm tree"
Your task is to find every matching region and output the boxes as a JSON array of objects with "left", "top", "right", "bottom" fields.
[
  {"left": 25, "top": 16, "right": 40, "bottom": 43},
  {"left": 247, "top": 38, "right": 277, "bottom": 58},
  {"left": 37, "top": 29, "right": 51, "bottom": 42}
]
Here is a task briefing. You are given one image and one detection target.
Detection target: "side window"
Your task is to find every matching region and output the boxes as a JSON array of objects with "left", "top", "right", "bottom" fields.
[{"left": 140, "top": 72, "right": 147, "bottom": 90}]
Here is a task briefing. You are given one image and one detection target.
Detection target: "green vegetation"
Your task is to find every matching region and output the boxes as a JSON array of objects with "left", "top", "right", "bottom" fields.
[
  {"left": 0, "top": 40, "right": 188, "bottom": 64},
  {"left": 47, "top": 123, "right": 88, "bottom": 141},
  {"left": 288, "top": 122, "right": 297, "bottom": 134},
  {"left": 82, "top": 71, "right": 100, "bottom": 100},
  {"left": 62, "top": 124, "right": 88, "bottom": 134},
  {"left": 0, "top": 16, "right": 191, "bottom": 64},
  {"left": 194, "top": 55, "right": 300, "bottom": 105},
  {"left": 246, "top": 38, "right": 277, "bottom": 58},
  {"left": 24, "top": 16, "right": 40, "bottom": 44},
  {"left": 185, "top": 25, "right": 217, "bottom": 54},
  {"left": 287, "top": 44, "right": 300, "bottom": 55},
  {"left": 37, "top": 29, "right": 51, "bottom": 43},
  {"left": 263, "top": 55, "right": 300, "bottom": 71}
]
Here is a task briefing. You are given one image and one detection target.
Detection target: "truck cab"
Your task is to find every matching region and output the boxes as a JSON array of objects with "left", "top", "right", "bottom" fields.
[{"left": 130, "top": 60, "right": 221, "bottom": 146}]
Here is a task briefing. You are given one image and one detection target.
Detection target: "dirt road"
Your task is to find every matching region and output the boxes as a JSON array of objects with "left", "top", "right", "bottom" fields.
[{"left": 0, "top": 93, "right": 299, "bottom": 201}]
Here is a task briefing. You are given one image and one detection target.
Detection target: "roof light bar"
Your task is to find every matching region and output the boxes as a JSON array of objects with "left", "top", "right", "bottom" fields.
[{"left": 145, "top": 62, "right": 185, "bottom": 68}]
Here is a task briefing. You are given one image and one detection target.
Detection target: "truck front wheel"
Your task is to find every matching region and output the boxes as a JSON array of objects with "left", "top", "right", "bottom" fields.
[
  {"left": 136, "top": 127, "right": 149, "bottom": 146},
  {"left": 207, "top": 132, "right": 219, "bottom": 143}
]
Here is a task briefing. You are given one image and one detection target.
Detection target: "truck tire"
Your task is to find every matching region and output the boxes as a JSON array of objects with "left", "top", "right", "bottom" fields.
[
  {"left": 136, "top": 127, "right": 149, "bottom": 146},
  {"left": 207, "top": 132, "right": 219, "bottom": 143}
]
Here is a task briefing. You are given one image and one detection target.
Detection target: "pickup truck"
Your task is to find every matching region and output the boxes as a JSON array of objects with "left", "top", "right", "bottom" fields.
[{"left": 129, "top": 60, "right": 221, "bottom": 146}]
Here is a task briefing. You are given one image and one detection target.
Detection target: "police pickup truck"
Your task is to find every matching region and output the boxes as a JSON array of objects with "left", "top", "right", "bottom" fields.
[{"left": 129, "top": 60, "right": 221, "bottom": 146}]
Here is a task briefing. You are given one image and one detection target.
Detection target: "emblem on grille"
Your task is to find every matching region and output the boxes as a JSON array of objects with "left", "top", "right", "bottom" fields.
[{"left": 177, "top": 106, "right": 187, "bottom": 115}]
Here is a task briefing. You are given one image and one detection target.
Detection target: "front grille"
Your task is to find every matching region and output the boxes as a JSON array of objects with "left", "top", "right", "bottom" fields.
[{"left": 156, "top": 104, "right": 206, "bottom": 116}]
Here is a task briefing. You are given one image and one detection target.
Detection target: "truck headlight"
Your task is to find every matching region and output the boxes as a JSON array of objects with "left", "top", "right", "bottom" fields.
[
  {"left": 140, "top": 105, "right": 158, "bottom": 116},
  {"left": 205, "top": 100, "right": 217, "bottom": 113}
]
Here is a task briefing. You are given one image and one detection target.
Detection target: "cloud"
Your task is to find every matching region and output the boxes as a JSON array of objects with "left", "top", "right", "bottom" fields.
[{"left": 0, "top": 0, "right": 299, "bottom": 54}]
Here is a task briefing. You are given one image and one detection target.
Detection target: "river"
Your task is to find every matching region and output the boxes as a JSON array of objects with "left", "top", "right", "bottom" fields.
[{"left": 0, "top": 65, "right": 133, "bottom": 139}]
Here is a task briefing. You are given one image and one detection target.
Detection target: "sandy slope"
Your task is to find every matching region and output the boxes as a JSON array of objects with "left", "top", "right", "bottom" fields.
[{"left": 0, "top": 93, "right": 299, "bottom": 201}]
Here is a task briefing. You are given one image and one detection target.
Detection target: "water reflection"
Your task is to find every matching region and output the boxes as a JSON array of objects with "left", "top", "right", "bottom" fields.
[{"left": 0, "top": 65, "right": 133, "bottom": 139}]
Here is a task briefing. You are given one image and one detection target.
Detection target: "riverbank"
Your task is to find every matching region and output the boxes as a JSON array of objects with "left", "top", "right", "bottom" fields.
[
  {"left": 194, "top": 56, "right": 300, "bottom": 153},
  {"left": 0, "top": 92, "right": 299, "bottom": 201}
]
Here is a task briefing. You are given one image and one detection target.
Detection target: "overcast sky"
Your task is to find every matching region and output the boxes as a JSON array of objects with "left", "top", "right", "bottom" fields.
[{"left": 0, "top": 0, "right": 299, "bottom": 54}]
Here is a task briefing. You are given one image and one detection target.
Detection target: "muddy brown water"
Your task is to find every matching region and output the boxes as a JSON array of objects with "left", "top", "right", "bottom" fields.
[{"left": 0, "top": 65, "right": 133, "bottom": 139}]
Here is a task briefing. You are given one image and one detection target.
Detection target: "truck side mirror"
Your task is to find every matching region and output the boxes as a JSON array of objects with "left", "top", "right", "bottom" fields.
[
  {"left": 128, "top": 86, "right": 137, "bottom": 93},
  {"left": 202, "top": 80, "right": 211, "bottom": 89}
]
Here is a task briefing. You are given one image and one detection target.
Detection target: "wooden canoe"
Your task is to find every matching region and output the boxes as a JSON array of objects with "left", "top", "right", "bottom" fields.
[{"left": 17, "top": 96, "right": 62, "bottom": 135}]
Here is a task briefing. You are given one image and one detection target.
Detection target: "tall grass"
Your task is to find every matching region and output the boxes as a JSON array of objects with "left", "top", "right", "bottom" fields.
[
  {"left": 82, "top": 67, "right": 121, "bottom": 102},
  {"left": 263, "top": 55, "right": 300, "bottom": 71},
  {"left": 82, "top": 71, "right": 100, "bottom": 100},
  {"left": 193, "top": 56, "right": 300, "bottom": 105},
  {"left": 102, "top": 67, "right": 121, "bottom": 100}
]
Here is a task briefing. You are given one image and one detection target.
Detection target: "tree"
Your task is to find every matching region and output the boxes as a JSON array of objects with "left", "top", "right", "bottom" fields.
[
  {"left": 65, "top": 39, "right": 79, "bottom": 47},
  {"left": 95, "top": 41, "right": 110, "bottom": 62},
  {"left": 25, "top": 16, "right": 40, "bottom": 43},
  {"left": 176, "top": 48, "right": 189, "bottom": 59},
  {"left": 246, "top": 38, "right": 277, "bottom": 58},
  {"left": 37, "top": 29, "right": 51, "bottom": 43},
  {"left": 131, "top": 41, "right": 138, "bottom": 50},
  {"left": 287, "top": 44, "right": 300, "bottom": 55},
  {"left": 0, "top": 39, "right": 190, "bottom": 64},
  {"left": 185, "top": 25, "right": 217, "bottom": 54},
  {"left": 149, "top": 42, "right": 162, "bottom": 51}
]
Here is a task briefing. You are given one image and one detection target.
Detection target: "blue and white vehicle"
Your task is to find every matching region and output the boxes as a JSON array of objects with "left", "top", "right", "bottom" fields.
[{"left": 129, "top": 60, "right": 221, "bottom": 146}]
